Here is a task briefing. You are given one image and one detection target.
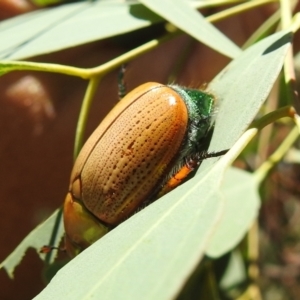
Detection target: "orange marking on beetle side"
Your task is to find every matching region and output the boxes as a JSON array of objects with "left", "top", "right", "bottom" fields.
[{"left": 158, "top": 158, "right": 199, "bottom": 198}]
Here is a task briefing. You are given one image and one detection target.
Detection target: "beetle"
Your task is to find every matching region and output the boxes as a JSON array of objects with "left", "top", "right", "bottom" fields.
[{"left": 63, "top": 82, "right": 220, "bottom": 257}]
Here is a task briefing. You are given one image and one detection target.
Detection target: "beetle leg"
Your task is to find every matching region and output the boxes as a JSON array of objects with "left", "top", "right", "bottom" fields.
[
  {"left": 157, "top": 157, "right": 197, "bottom": 198},
  {"left": 39, "top": 245, "right": 66, "bottom": 254},
  {"left": 157, "top": 149, "right": 228, "bottom": 198},
  {"left": 118, "top": 64, "right": 127, "bottom": 100}
]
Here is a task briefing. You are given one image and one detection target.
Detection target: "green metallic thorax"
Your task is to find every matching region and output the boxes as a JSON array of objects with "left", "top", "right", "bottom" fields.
[{"left": 170, "top": 85, "right": 214, "bottom": 158}]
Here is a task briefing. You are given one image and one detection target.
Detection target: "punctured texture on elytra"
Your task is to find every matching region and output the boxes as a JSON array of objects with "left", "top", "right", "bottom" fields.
[{"left": 71, "top": 82, "right": 189, "bottom": 225}]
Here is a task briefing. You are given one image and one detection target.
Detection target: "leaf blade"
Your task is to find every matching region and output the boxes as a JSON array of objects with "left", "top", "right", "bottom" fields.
[
  {"left": 0, "top": 1, "right": 163, "bottom": 60},
  {"left": 0, "top": 209, "right": 64, "bottom": 278},
  {"left": 206, "top": 168, "right": 260, "bottom": 258},
  {"left": 34, "top": 163, "right": 226, "bottom": 300},
  {"left": 140, "top": 0, "right": 241, "bottom": 58}
]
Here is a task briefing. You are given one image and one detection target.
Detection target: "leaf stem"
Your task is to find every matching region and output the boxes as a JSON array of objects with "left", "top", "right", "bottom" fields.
[
  {"left": 0, "top": 32, "right": 177, "bottom": 79},
  {"left": 242, "top": 9, "right": 281, "bottom": 49},
  {"left": 44, "top": 208, "right": 63, "bottom": 265},
  {"left": 221, "top": 106, "right": 296, "bottom": 169},
  {"left": 87, "top": 33, "right": 175, "bottom": 77},
  {"left": 0, "top": 61, "right": 90, "bottom": 78},
  {"left": 236, "top": 221, "right": 262, "bottom": 300},
  {"left": 279, "top": 0, "right": 300, "bottom": 111},
  {"left": 250, "top": 105, "right": 296, "bottom": 130},
  {"left": 207, "top": 0, "right": 277, "bottom": 23},
  {"left": 250, "top": 106, "right": 298, "bottom": 183},
  {"left": 73, "top": 76, "right": 101, "bottom": 159},
  {"left": 206, "top": 262, "right": 220, "bottom": 300},
  {"left": 254, "top": 125, "right": 299, "bottom": 184}
]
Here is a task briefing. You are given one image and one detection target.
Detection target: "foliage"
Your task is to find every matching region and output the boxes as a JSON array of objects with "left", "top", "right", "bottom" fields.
[{"left": 0, "top": 0, "right": 300, "bottom": 299}]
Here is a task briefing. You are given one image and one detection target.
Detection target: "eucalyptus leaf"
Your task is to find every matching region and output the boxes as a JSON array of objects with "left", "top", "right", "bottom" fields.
[
  {"left": 34, "top": 158, "right": 226, "bottom": 300},
  {"left": 201, "top": 29, "right": 292, "bottom": 171},
  {"left": 140, "top": 0, "right": 241, "bottom": 58},
  {"left": 0, "top": 209, "right": 64, "bottom": 278},
  {"left": 199, "top": 29, "right": 292, "bottom": 258},
  {"left": 206, "top": 168, "right": 260, "bottom": 258},
  {"left": 33, "top": 30, "right": 291, "bottom": 299},
  {"left": 220, "top": 250, "right": 247, "bottom": 290}
]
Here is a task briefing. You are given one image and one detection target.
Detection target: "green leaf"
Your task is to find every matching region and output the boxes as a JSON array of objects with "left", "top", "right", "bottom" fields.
[
  {"left": 140, "top": 0, "right": 241, "bottom": 58},
  {"left": 0, "top": 1, "right": 162, "bottom": 60},
  {"left": 201, "top": 29, "right": 293, "bottom": 170},
  {"left": 35, "top": 165, "right": 226, "bottom": 299},
  {"left": 200, "top": 29, "right": 292, "bottom": 258},
  {"left": 220, "top": 250, "right": 247, "bottom": 290},
  {"left": 33, "top": 30, "right": 291, "bottom": 299},
  {"left": 0, "top": 209, "right": 64, "bottom": 278},
  {"left": 284, "top": 147, "right": 300, "bottom": 164},
  {"left": 206, "top": 168, "right": 260, "bottom": 258}
]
